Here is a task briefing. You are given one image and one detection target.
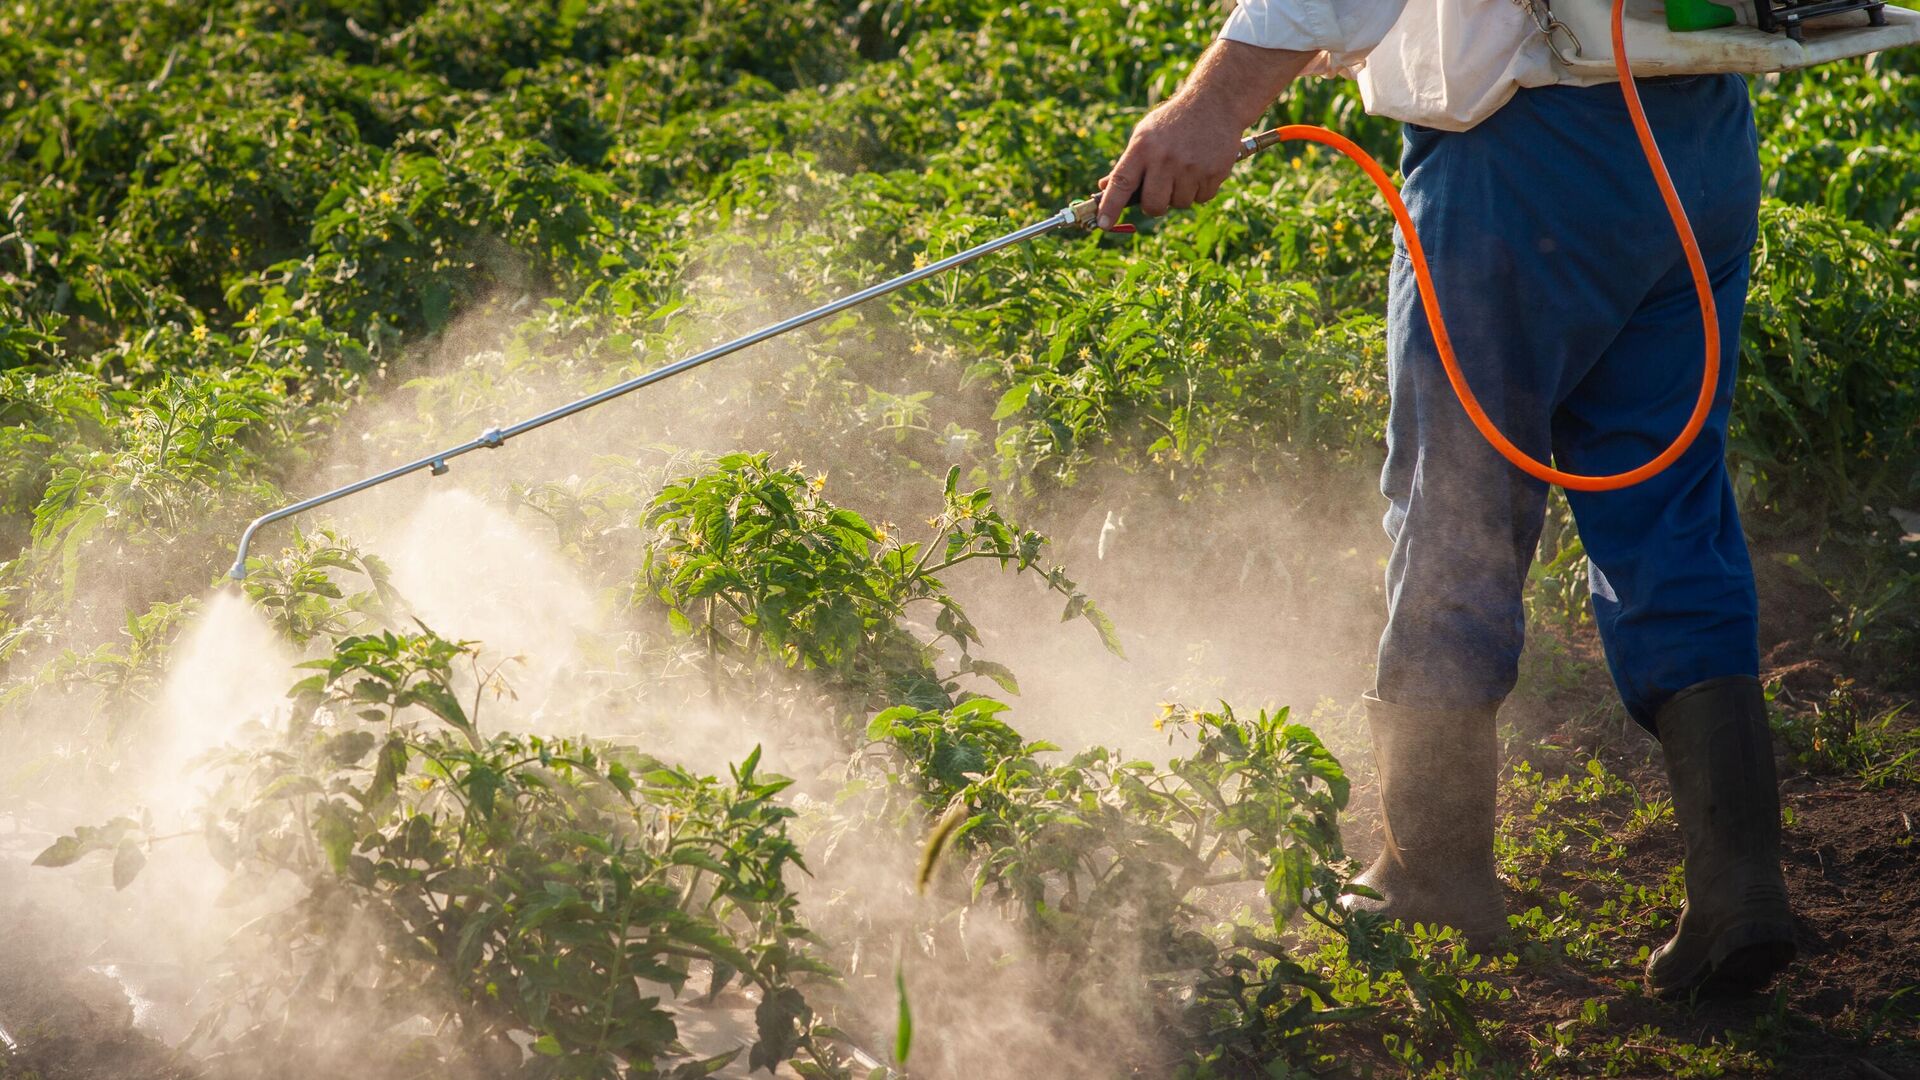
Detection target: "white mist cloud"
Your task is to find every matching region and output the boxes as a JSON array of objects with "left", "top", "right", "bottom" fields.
[{"left": 145, "top": 590, "right": 293, "bottom": 825}]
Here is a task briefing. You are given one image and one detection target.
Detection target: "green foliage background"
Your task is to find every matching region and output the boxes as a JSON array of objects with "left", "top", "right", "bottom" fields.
[{"left": 2, "top": 0, "right": 1918, "bottom": 1076}]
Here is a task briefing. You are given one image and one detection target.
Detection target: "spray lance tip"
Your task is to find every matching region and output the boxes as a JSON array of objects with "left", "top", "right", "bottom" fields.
[{"left": 226, "top": 513, "right": 275, "bottom": 583}]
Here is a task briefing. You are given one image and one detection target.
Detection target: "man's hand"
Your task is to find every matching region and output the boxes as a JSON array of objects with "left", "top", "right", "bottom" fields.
[
  {"left": 1097, "top": 40, "right": 1318, "bottom": 230},
  {"left": 1097, "top": 101, "right": 1246, "bottom": 225}
]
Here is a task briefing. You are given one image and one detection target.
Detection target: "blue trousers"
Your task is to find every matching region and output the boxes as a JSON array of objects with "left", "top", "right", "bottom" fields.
[{"left": 1375, "top": 74, "right": 1762, "bottom": 732}]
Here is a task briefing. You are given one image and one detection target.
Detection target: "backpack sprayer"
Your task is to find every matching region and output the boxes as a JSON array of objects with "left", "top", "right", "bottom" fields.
[{"left": 224, "top": 0, "right": 1919, "bottom": 581}]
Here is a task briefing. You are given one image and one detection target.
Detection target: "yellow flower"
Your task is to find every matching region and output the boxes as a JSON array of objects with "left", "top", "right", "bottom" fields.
[
  {"left": 1076, "top": 346, "right": 1091, "bottom": 361},
  {"left": 810, "top": 472, "right": 827, "bottom": 492},
  {"left": 191, "top": 324, "right": 209, "bottom": 342}
]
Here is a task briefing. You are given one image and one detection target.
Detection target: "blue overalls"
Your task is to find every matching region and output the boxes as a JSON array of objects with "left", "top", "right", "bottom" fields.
[{"left": 1375, "top": 73, "right": 1762, "bottom": 731}]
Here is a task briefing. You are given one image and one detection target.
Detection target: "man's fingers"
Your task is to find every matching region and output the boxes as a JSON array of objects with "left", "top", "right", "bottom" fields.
[
  {"left": 1137, "top": 164, "right": 1174, "bottom": 218},
  {"left": 1100, "top": 116, "right": 1238, "bottom": 224},
  {"left": 1169, "top": 174, "right": 1200, "bottom": 211},
  {"left": 1097, "top": 146, "right": 1146, "bottom": 229}
]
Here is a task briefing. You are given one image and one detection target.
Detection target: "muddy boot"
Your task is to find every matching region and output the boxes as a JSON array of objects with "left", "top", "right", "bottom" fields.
[
  {"left": 1340, "top": 693, "right": 1507, "bottom": 951},
  {"left": 1647, "top": 676, "right": 1797, "bottom": 996}
]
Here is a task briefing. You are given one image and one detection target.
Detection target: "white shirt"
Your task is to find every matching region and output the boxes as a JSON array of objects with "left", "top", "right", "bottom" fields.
[{"left": 1219, "top": 0, "right": 1607, "bottom": 130}]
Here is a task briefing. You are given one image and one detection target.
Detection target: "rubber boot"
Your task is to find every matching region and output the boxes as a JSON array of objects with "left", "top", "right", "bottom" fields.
[
  {"left": 1340, "top": 693, "right": 1507, "bottom": 951},
  {"left": 1646, "top": 676, "right": 1796, "bottom": 996}
]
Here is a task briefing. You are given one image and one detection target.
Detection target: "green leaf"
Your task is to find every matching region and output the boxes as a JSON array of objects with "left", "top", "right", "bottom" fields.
[
  {"left": 671, "top": 848, "right": 740, "bottom": 884},
  {"left": 33, "top": 835, "right": 86, "bottom": 868},
  {"left": 324, "top": 730, "right": 378, "bottom": 766},
  {"left": 991, "top": 381, "right": 1033, "bottom": 420},
  {"left": 368, "top": 736, "right": 408, "bottom": 806},
  {"left": 402, "top": 814, "right": 434, "bottom": 859},
  {"left": 531, "top": 1034, "right": 563, "bottom": 1057},
  {"left": 314, "top": 803, "right": 357, "bottom": 874},
  {"left": 894, "top": 963, "right": 914, "bottom": 1064},
  {"left": 960, "top": 659, "right": 1019, "bottom": 695},
  {"left": 916, "top": 799, "right": 968, "bottom": 895},
  {"left": 54, "top": 504, "right": 109, "bottom": 606},
  {"left": 606, "top": 760, "right": 635, "bottom": 795},
  {"left": 867, "top": 705, "right": 921, "bottom": 740},
  {"left": 405, "top": 681, "right": 471, "bottom": 731},
  {"left": 749, "top": 985, "right": 810, "bottom": 1072},
  {"left": 466, "top": 766, "right": 502, "bottom": 818}
]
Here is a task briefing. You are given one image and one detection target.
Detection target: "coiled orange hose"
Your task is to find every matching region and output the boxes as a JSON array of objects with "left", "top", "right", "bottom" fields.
[{"left": 1268, "top": 0, "right": 1719, "bottom": 491}]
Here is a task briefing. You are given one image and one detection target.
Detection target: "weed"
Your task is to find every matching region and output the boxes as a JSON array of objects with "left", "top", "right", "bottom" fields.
[{"left": 1772, "top": 677, "right": 1920, "bottom": 788}]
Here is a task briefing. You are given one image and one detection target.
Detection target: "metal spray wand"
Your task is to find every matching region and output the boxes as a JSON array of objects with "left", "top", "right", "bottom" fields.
[{"left": 225, "top": 131, "right": 1285, "bottom": 580}]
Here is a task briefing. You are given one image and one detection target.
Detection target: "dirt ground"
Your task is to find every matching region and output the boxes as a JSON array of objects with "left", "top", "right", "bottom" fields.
[
  {"left": 1374, "top": 550, "right": 1920, "bottom": 1079},
  {"left": 0, "top": 905, "right": 194, "bottom": 1080},
  {"left": 1472, "top": 743, "right": 1920, "bottom": 1079}
]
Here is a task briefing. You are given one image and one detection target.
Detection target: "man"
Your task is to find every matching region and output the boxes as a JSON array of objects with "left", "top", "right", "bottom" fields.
[{"left": 1097, "top": 2, "right": 1796, "bottom": 994}]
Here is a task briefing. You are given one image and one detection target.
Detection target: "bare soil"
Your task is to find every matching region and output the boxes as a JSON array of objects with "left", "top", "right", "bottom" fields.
[
  {"left": 0, "top": 900, "right": 195, "bottom": 1080},
  {"left": 1329, "top": 593, "right": 1920, "bottom": 1079}
]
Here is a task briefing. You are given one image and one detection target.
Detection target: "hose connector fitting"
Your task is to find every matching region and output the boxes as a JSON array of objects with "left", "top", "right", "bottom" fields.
[{"left": 1238, "top": 129, "right": 1285, "bottom": 160}]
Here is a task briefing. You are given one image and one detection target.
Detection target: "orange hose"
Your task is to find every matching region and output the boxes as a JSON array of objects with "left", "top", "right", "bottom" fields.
[{"left": 1267, "top": 0, "right": 1719, "bottom": 491}]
